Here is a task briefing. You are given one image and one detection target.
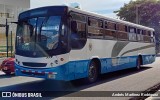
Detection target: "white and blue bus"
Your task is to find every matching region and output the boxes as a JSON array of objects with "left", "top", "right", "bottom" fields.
[{"left": 15, "top": 6, "right": 156, "bottom": 83}]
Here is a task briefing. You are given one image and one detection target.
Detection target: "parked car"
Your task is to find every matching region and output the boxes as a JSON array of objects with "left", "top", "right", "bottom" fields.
[{"left": 0, "top": 57, "right": 15, "bottom": 75}]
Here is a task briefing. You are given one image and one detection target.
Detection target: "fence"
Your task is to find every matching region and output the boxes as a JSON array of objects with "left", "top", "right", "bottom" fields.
[
  {"left": 0, "top": 30, "right": 15, "bottom": 57},
  {"left": 0, "top": 45, "right": 14, "bottom": 57}
]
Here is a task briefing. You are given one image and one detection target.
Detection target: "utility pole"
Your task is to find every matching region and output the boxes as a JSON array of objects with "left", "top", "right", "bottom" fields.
[
  {"left": 11, "top": 31, "right": 13, "bottom": 57},
  {"left": 6, "top": 19, "right": 9, "bottom": 58}
]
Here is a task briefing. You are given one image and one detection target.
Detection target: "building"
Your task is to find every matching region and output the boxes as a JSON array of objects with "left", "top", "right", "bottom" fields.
[{"left": 0, "top": 0, "right": 30, "bottom": 54}]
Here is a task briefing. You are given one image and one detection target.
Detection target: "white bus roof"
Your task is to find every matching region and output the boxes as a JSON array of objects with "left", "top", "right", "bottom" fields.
[
  {"left": 68, "top": 7, "right": 154, "bottom": 31},
  {"left": 22, "top": 6, "right": 154, "bottom": 31}
]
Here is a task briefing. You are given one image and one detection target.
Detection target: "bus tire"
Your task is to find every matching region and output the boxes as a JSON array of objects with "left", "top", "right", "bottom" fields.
[
  {"left": 86, "top": 61, "right": 98, "bottom": 83},
  {"left": 5, "top": 72, "right": 11, "bottom": 75},
  {"left": 136, "top": 56, "right": 142, "bottom": 70}
]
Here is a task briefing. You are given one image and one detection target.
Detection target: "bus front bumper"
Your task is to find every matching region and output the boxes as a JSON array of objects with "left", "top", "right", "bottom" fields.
[{"left": 15, "top": 63, "right": 68, "bottom": 81}]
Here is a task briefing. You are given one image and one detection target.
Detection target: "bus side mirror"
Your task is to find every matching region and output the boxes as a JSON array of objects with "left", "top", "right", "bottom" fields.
[{"left": 71, "top": 21, "right": 78, "bottom": 33}]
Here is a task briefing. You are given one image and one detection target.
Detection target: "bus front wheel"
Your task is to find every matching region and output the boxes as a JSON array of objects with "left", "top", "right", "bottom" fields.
[{"left": 86, "top": 61, "right": 98, "bottom": 83}]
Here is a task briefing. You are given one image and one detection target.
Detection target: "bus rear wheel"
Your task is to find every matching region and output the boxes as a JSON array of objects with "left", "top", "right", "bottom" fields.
[
  {"left": 136, "top": 56, "right": 142, "bottom": 70},
  {"left": 86, "top": 61, "right": 98, "bottom": 83}
]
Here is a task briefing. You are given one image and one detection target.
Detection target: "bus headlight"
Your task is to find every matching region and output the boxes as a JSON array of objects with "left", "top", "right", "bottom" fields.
[
  {"left": 54, "top": 60, "right": 58, "bottom": 64},
  {"left": 16, "top": 59, "right": 20, "bottom": 65}
]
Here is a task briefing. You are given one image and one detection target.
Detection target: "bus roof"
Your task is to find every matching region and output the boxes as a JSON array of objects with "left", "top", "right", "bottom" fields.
[
  {"left": 22, "top": 6, "right": 154, "bottom": 31},
  {"left": 68, "top": 7, "right": 154, "bottom": 31}
]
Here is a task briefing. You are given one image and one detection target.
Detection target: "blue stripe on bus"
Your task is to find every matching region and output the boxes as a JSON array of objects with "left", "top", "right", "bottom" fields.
[{"left": 15, "top": 55, "right": 155, "bottom": 81}]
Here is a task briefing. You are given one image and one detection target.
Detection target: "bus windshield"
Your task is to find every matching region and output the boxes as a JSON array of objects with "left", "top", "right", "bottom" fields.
[{"left": 16, "top": 16, "right": 61, "bottom": 51}]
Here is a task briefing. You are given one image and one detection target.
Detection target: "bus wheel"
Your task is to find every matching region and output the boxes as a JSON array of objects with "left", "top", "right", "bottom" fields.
[
  {"left": 136, "top": 57, "right": 142, "bottom": 70},
  {"left": 5, "top": 72, "right": 11, "bottom": 75},
  {"left": 86, "top": 61, "right": 98, "bottom": 83}
]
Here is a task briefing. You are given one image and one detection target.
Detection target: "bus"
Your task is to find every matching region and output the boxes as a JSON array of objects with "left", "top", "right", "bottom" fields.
[{"left": 15, "top": 6, "right": 156, "bottom": 83}]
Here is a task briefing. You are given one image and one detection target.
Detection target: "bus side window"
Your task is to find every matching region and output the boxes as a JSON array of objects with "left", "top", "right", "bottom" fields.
[
  {"left": 137, "top": 29, "right": 141, "bottom": 41},
  {"left": 142, "top": 30, "right": 147, "bottom": 42},
  {"left": 145, "top": 30, "right": 150, "bottom": 43},
  {"left": 128, "top": 27, "right": 137, "bottom": 41},
  {"left": 103, "top": 21, "right": 117, "bottom": 39},
  {"left": 103, "top": 21, "right": 113, "bottom": 39},
  {"left": 125, "top": 26, "right": 128, "bottom": 32},
  {"left": 77, "top": 22, "right": 86, "bottom": 38},
  {"left": 147, "top": 31, "right": 155, "bottom": 43},
  {"left": 70, "top": 20, "right": 87, "bottom": 49},
  {"left": 117, "top": 24, "right": 128, "bottom": 40},
  {"left": 151, "top": 31, "right": 155, "bottom": 43},
  {"left": 88, "top": 17, "right": 103, "bottom": 38}
]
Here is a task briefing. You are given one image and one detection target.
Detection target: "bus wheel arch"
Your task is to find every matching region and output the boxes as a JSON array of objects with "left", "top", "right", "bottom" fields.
[
  {"left": 92, "top": 58, "right": 101, "bottom": 74},
  {"left": 86, "top": 58, "right": 101, "bottom": 83}
]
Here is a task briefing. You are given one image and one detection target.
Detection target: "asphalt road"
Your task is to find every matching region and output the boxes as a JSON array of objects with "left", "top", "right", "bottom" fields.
[{"left": 0, "top": 57, "right": 160, "bottom": 100}]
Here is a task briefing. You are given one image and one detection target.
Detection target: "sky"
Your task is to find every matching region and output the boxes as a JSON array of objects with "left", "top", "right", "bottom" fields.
[{"left": 31, "top": 0, "right": 132, "bottom": 18}]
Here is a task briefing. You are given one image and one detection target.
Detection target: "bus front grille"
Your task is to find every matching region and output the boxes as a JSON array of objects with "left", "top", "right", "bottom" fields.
[{"left": 22, "top": 62, "right": 47, "bottom": 67}]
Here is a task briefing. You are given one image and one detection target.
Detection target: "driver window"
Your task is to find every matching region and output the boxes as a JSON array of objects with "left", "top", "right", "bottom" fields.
[
  {"left": 70, "top": 12, "right": 87, "bottom": 49},
  {"left": 72, "top": 22, "right": 86, "bottom": 39},
  {"left": 70, "top": 21, "right": 87, "bottom": 49}
]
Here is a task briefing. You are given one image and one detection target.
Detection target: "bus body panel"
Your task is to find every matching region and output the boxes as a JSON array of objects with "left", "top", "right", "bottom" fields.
[{"left": 15, "top": 38, "right": 156, "bottom": 81}]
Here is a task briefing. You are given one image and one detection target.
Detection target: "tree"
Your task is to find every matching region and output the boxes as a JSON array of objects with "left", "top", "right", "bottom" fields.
[{"left": 114, "top": 0, "right": 160, "bottom": 53}]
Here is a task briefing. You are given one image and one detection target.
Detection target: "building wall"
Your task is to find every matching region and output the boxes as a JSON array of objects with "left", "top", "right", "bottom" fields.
[
  {"left": 0, "top": 0, "right": 30, "bottom": 52},
  {"left": 0, "top": 0, "right": 30, "bottom": 8}
]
